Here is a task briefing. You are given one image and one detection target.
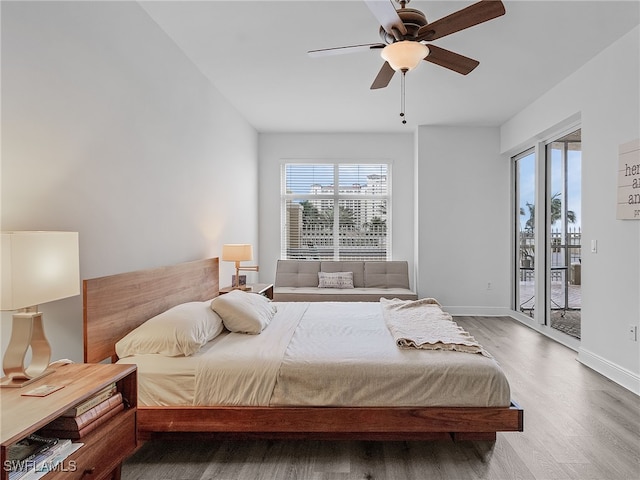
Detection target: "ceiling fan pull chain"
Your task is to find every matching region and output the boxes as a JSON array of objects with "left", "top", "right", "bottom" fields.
[{"left": 400, "top": 69, "right": 407, "bottom": 124}]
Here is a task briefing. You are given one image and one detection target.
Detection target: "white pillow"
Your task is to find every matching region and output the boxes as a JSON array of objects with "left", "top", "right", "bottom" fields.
[
  {"left": 211, "top": 290, "right": 276, "bottom": 334},
  {"left": 318, "top": 271, "right": 354, "bottom": 289},
  {"left": 115, "top": 301, "right": 224, "bottom": 358}
]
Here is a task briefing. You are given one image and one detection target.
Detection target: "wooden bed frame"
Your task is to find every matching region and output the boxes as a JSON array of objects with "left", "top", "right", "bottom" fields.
[{"left": 83, "top": 258, "right": 523, "bottom": 441}]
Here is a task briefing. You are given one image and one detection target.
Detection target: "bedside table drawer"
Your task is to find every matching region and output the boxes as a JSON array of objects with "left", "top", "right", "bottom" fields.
[{"left": 46, "top": 409, "right": 136, "bottom": 480}]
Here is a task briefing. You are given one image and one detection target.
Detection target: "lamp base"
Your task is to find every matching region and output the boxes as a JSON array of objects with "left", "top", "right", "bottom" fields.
[
  {"left": 1, "top": 310, "right": 53, "bottom": 388},
  {"left": 0, "top": 369, "right": 54, "bottom": 388}
]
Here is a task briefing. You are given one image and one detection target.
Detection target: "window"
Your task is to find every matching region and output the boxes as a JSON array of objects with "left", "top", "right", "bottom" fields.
[{"left": 281, "top": 162, "right": 390, "bottom": 260}]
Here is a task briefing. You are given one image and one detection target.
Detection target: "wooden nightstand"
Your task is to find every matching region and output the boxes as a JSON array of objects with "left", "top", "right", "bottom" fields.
[
  {"left": 0, "top": 363, "right": 137, "bottom": 480},
  {"left": 218, "top": 283, "right": 274, "bottom": 300}
]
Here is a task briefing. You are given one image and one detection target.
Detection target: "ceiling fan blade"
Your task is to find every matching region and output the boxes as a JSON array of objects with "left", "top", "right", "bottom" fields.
[
  {"left": 364, "top": 0, "right": 407, "bottom": 40},
  {"left": 424, "top": 44, "right": 479, "bottom": 75},
  {"left": 370, "top": 61, "right": 396, "bottom": 89},
  {"left": 308, "top": 43, "right": 385, "bottom": 58},
  {"left": 417, "top": 0, "right": 505, "bottom": 41}
]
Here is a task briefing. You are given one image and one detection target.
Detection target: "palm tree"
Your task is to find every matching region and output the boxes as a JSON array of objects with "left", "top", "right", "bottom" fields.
[
  {"left": 315, "top": 206, "right": 356, "bottom": 229},
  {"left": 300, "top": 200, "right": 321, "bottom": 226},
  {"left": 521, "top": 192, "right": 576, "bottom": 232}
]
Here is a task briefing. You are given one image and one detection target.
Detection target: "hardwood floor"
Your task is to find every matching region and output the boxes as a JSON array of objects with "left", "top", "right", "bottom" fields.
[{"left": 121, "top": 316, "right": 640, "bottom": 480}]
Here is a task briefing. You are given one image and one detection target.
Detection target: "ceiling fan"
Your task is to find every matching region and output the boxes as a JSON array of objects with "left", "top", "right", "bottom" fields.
[{"left": 308, "top": 0, "right": 506, "bottom": 90}]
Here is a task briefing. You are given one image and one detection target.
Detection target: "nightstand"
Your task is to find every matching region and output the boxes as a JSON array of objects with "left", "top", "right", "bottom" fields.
[
  {"left": 0, "top": 363, "right": 137, "bottom": 480},
  {"left": 219, "top": 283, "right": 274, "bottom": 300}
]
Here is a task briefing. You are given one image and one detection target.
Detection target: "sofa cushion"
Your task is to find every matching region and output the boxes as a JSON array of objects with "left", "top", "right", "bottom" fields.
[
  {"left": 364, "top": 261, "right": 410, "bottom": 289},
  {"left": 275, "top": 260, "right": 320, "bottom": 287},
  {"left": 273, "top": 287, "right": 418, "bottom": 302},
  {"left": 273, "top": 260, "right": 417, "bottom": 303},
  {"left": 320, "top": 261, "right": 365, "bottom": 287}
]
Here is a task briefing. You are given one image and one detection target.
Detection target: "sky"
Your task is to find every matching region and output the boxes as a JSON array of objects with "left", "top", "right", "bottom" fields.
[{"left": 518, "top": 148, "right": 582, "bottom": 231}]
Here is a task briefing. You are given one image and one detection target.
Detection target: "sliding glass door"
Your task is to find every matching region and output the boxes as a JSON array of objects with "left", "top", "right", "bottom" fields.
[{"left": 513, "top": 129, "right": 582, "bottom": 341}]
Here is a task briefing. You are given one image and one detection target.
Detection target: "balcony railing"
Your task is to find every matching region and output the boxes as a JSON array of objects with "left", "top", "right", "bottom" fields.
[
  {"left": 286, "top": 225, "right": 387, "bottom": 260},
  {"left": 519, "top": 228, "right": 581, "bottom": 281}
]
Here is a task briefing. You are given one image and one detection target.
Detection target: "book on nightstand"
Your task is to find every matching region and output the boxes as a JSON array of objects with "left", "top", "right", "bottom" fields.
[
  {"left": 9, "top": 440, "right": 83, "bottom": 480},
  {"left": 20, "top": 385, "right": 65, "bottom": 398},
  {"left": 6, "top": 435, "right": 58, "bottom": 464},
  {"left": 38, "top": 396, "right": 124, "bottom": 440},
  {"left": 42, "top": 392, "right": 123, "bottom": 431},
  {"left": 59, "top": 383, "right": 116, "bottom": 417}
]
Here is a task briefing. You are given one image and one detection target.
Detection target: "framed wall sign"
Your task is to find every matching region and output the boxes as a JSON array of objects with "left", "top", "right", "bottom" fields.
[{"left": 617, "top": 139, "right": 640, "bottom": 220}]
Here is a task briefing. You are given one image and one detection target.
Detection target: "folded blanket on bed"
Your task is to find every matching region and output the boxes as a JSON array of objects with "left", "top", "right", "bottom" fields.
[{"left": 380, "top": 298, "right": 491, "bottom": 357}]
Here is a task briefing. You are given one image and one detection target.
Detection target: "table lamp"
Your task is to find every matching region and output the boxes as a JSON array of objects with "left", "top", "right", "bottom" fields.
[
  {"left": 1, "top": 231, "right": 80, "bottom": 387},
  {"left": 221, "top": 244, "right": 258, "bottom": 290}
]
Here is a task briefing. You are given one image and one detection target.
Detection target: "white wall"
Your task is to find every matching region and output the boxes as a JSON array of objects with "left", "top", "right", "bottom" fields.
[
  {"left": 501, "top": 27, "right": 640, "bottom": 394},
  {"left": 1, "top": 2, "right": 259, "bottom": 362},
  {"left": 258, "top": 133, "right": 415, "bottom": 286},
  {"left": 415, "top": 126, "right": 511, "bottom": 314}
]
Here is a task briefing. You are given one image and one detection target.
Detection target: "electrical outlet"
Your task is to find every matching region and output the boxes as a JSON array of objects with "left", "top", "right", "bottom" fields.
[
  {"left": 486, "top": 282, "right": 492, "bottom": 290},
  {"left": 629, "top": 325, "right": 638, "bottom": 342}
]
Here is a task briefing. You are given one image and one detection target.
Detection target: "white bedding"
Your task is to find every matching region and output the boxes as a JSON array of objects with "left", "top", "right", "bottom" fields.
[
  {"left": 194, "top": 302, "right": 308, "bottom": 405},
  {"left": 118, "top": 301, "right": 511, "bottom": 408}
]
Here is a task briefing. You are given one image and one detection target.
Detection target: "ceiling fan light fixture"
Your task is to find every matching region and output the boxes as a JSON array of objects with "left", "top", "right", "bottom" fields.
[{"left": 381, "top": 41, "right": 429, "bottom": 72}]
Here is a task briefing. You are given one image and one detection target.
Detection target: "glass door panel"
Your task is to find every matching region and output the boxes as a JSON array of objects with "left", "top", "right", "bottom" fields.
[
  {"left": 515, "top": 150, "right": 536, "bottom": 314},
  {"left": 546, "top": 129, "right": 582, "bottom": 338}
]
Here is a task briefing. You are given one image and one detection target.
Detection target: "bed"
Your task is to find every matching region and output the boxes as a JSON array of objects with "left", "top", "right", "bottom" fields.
[{"left": 83, "top": 257, "right": 523, "bottom": 441}]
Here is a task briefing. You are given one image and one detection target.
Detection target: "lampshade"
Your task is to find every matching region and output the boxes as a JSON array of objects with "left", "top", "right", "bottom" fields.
[
  {"left": 1, "top": 231, "right": 80, "bottom": 387},
  {"left": 381, "top": 41, "right": 430, "bottom": 72},
  {"left": 222, "top": 244, "right": 253, "bottom": 263},
  {"left": 1, "top": 231, "right": 80, "bottom": 311}
]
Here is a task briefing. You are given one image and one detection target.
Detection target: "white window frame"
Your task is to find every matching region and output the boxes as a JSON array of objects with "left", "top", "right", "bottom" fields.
[{"left": 280, "top": 160, "right": 392, "bottom": 260}]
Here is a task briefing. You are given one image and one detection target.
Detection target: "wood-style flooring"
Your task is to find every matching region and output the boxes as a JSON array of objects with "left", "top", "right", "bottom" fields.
[{"left": 121, "top": 316, "right": 640, "bottom": 480}]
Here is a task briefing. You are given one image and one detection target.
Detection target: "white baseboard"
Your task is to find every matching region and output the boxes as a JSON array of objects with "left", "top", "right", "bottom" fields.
[{"left": 578, "top": 347, "right": 640, "bottom": 396}]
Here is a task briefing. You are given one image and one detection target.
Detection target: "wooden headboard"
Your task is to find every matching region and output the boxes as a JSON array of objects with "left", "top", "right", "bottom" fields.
[{"left": 83, "top": 258, "right": 219, "bottom": 363}]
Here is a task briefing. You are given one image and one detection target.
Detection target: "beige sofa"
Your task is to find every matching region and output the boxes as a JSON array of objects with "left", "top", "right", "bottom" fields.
[{"left": 273, "top": 260, "right": 418, "bottom": 302}]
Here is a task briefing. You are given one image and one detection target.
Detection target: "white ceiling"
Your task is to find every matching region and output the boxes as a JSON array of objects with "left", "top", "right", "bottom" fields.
[{"left": 139, "top": 0, "right": 640, "bottom": 133}]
